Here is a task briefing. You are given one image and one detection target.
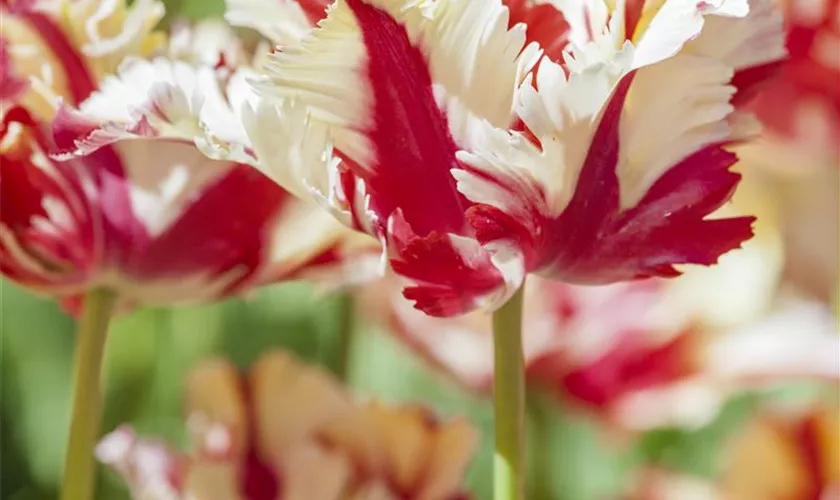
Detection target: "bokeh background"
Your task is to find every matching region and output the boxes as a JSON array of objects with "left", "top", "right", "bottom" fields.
[{"left": 1, "top": 0, "right": 838, "bottom": 499}]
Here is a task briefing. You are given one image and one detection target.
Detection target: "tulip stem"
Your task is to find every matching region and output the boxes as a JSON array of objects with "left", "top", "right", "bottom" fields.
[
  {"left": 492, "top": 284, "right": 526, "bottom": 500},
  {"left": 334, "top": 292, "right": 356, "bottom": 381},
  {"left": 61, "top": 289, "right": 116, "bottom": 500}
]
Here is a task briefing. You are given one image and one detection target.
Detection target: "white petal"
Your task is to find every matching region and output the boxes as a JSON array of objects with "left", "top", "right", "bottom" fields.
[
  {"left": 254, "top": 0, "right": 533, "bottom": 166},
  {"left": 242, "top": 98, "right": 340, "bottom": 206},
  {"left": 457, "top": 40, "right": 633, "bottom": 216},
  {"left": 616, "top": 53, "right": 736, "bottom": 208},
  {"left": 632, "top": 0, "right": 734, "bottom": 69},
  {"left": 686, "top": 0, "right": 786, "bottom": 70},
  {"left": 80, "top": 58, "right": 258, "bottom": 158},
  {"left": 65, "top": 0, "right": 165, "bottom": 74},
  {"left": 225, "top": 0, "right": 314, "bottom": 45}
]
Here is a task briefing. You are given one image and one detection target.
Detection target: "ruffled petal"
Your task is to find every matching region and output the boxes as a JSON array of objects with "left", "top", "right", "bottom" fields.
[
  {"left": 457, "top": 16, "right": 764, "bottom": 282},
  {"left": 54, "top": 57, "right": 259, "bottom": 161},
  {"left": 224, "top": 0, "right": 329, "bottom": 45},
  {"left": 248, "top": 0, "right": 538, "bottom": 315}
]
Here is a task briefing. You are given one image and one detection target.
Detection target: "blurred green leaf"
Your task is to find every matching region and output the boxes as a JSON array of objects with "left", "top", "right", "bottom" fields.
[{"left": 632, "top": 392, "right": 765, "bottom": 477}]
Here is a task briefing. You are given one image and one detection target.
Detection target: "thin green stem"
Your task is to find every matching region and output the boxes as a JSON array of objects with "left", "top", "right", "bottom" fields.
[
  {"left": 493, "top": 284, "right": 526, "bottom": 500},
  {"left": 333, "top": 292, "right": 355, "bottom": 381},
  {"left": 61, "top": 289, "right": 116, "bottom": 500}
]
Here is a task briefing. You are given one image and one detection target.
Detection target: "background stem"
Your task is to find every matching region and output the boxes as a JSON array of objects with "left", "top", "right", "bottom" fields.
[
  {"left": 60, "top": 289, "right": 116, "bottom": 500},
  {"left": 333, "top": 292, "right": 356, "bottom": 381},
  {"left": 493, "top": 285, "right": 526, "bottom": 500}
]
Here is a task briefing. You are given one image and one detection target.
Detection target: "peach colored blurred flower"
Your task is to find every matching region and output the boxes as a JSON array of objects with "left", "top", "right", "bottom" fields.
[
  {"left": 625, "top": 405, "right": 840, "bottom": 500},
  {"left": 98, "top": 351, "right": 479, "bottom": 500}
]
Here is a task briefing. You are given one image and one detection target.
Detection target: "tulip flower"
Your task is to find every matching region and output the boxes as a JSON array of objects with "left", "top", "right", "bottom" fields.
[
  {"left": 97, "top": 350, "right": 479, "bottom": 500},
  {"left": 740, "top": 0, "right": 840, "bottom": 170},
  {"left": 734, "top": 0, "right": 840, "bottom": 303},
  {"left": 2, "top": 4, "right": 376, "bottom": 498},
  {"left": 238, "top": 0, "right": 787, "bottom": 495}
]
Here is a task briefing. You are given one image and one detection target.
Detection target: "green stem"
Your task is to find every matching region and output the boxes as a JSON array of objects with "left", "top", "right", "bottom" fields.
[
  {"left": 61, "top": 289, "right": 116, "bottom": 500},
  {"left": 493, "top": 284, "right": 526, "bottom": 500},
  {"left": 333, "top": 292, "right": 356, "bottom": 381}
]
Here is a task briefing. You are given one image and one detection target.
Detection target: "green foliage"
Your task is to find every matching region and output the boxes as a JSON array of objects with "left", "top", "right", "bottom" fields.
[{"left": 632, "top": 392, "right": 764, "bottom": 478}]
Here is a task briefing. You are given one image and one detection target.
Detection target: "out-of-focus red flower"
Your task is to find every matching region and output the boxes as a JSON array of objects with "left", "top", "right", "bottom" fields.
[
  {"left": 240, "top": 0, "right": 787, "bottom": 317},
  {"left": 0, "top": 1, "right": 376, "bottom": 313},
  {"left": 363, "top": 273, "right": 839, "bottom": 430},
  {"left": 741, "top": 0, "right": 840, "bottom": 170},
  {"left": 97, "top": 351, "right": 479, "bottom": 500}
]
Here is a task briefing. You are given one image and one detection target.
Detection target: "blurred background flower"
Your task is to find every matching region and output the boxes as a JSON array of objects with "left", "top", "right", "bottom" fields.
[
  {"left": 98, "top": 350, "right": 478, "bottom": 500},
  {"left": 1, "top": 0, "right": 838, "bottom": 499}
]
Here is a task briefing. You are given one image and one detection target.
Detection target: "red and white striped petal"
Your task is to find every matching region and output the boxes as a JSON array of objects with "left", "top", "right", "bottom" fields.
[
  {"left": 247, "top": 0, "right": 538, "bottom": 315},
  {"left": 455, "top": 0, "right": 783, "bottom": 283}
]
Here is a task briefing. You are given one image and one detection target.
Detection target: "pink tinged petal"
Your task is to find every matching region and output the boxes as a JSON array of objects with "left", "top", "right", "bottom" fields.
[
  {"left": 51, "top": 103, "right": 158, "bottom": 160},
  {"left": 96, "top": 425, "right": 186, "bottom": 499},
  {"left": 47, "top": 107, "right": 155, "bottom": 273},
  {"left": 705, "top": 301, "right": 840, "bottom": 384}
]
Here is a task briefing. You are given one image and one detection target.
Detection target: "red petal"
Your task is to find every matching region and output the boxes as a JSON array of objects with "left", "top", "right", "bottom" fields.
[
  {"left": 0, "top": 109, "right": 97, "bottom": 285},
  {"left": 731, "top": 60, "right": 785, "bottom": 107},
  {"left": 530, "top": 329, "right": 700, "bottom": 410},
  {"left": 296, "top": 0, "right": 332, "bottom": 24},
  {"left": 389, "top": 213, "right": 505, "bottom": 317},
  {"left": 344, "top": 0, "right": 469, "bottom": 236},
  {"left": 124, "top": 163, "right": 289, "bottom": 294},
  {"left": 469, "top": 71, "right": 754, "bottom": 284},
  {"left": 747, "top": 2, "right": 840, "bottom": 150},
  {"left": 504, "top": 0, "right": 571, "bottom": 62}
]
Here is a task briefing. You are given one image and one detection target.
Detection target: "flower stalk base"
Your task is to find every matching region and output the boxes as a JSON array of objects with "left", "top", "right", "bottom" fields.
[
  {"left": 492, "top": 284, "right": 526, "bottom": 500},
  {"left": 61, "top": 289, "right": 117, "bottom": 500}
]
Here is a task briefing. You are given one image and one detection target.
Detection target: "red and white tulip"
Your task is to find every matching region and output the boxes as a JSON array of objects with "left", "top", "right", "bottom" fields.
[
  {"left": 241, "top": 0, "right": 787, "bottom": 317},
  {"left": 739, "top": 0, "right": 840, "bottom": 171},
  {"left": 0, "top": 0, "right": 374, "bottom": 313}
]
